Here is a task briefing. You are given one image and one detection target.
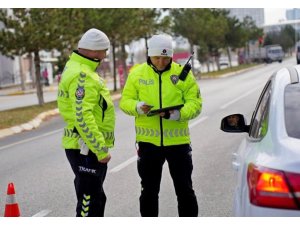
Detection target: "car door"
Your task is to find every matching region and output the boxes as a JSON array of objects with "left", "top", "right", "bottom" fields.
[{"left": 234, "top": 78, "right": 272, "bottom": 215}]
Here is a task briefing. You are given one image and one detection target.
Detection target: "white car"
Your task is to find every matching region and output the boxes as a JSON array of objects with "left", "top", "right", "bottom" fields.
[
  {"left": 220, "top": 65, "right": 300, "bottom": 216},
  {"left": 219, "top": 57, "right": 229, "bottom": 66}
]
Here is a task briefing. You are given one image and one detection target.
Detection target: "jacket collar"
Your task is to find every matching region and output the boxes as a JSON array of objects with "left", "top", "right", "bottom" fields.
[
  {"left": 70, "top": 50, "right": 100, "bottom": 71},
  {"left": 147, "top": 57, "right": 172, "bottom": 74}
]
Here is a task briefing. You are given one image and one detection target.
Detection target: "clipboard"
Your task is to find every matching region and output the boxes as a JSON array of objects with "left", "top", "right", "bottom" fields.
[{"left": 147, "top": 104, "right": 184, "bottom": 117}]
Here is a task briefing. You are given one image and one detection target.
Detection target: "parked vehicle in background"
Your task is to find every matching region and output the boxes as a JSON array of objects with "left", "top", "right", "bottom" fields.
[
  {"left": 220, "top": 65, "right": 300, "bottom": 216},
  {"left": 173, "top": 51, "right": 202, "bottom": 77},
  {"left": 176, "top": 58, "right": 202, "bottom": 77},
  {"left": 296, "top": 42, "right": 300, "bottom": 64},
  {"left": 219, "top": 56, "right": 229, "bottom": 66},
  {"left": 250, "top": 44, "right": 284, "bottom": 63}
]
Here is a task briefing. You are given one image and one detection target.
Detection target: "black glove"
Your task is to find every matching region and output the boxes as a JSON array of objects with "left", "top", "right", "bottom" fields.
[{"left": 163, "top": 111, "right": 170, "bottom": 119}]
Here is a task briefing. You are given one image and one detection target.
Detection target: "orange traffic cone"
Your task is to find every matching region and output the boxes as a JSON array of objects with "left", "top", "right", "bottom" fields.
[{"left": 4, "top": 182, "right": 20, "bottom": 217}]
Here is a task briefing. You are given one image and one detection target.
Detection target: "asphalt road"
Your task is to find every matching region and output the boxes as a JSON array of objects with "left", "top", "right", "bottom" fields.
[{"left": 0, "top": 58, "right": 295, "bottom": 217}]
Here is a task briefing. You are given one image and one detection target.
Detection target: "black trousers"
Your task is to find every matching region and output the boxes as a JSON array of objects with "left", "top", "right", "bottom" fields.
[
  {"left": 137, "top": 142, "right": 198, "bottom": 217},
  {"left": 65, "top": 149, "right": 107, "bottom": 217}
]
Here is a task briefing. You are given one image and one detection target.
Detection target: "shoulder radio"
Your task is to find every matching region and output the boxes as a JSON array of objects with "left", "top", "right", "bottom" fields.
[{"left": 178, "top": 52, "right": 194, "bottom": 81}]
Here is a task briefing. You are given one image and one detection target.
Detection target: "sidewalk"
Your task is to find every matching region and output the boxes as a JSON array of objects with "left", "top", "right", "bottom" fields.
[
  {"left": 0, "top": 75, "right": 119, "bottom": 96},
  {"left": 0, "top": 83, "right": 58, "bottom": 96}
]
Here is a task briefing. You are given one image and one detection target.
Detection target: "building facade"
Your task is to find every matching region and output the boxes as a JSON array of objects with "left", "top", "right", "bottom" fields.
[{"left": 286, "top": 8, "right": 300, "bottom": 20}]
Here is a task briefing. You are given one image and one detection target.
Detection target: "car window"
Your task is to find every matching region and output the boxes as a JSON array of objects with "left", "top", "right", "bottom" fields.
[
  {"left": 285, "top": 83, "right": 300, "bottom": 139},
  {"left": 249, "top": 80, "right": 272, "bottom": 139}
]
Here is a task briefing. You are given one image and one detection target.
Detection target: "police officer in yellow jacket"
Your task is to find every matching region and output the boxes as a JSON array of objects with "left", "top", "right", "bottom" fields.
[
  {"left": 120, "top": 34, "right": 202, "bottom": 217},
  {"left": 57, "top": 28, "right": 115, "bottom": 217}
]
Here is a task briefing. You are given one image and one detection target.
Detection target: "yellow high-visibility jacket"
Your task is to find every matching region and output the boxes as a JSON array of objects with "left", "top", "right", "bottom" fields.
[
  {"left": 120, "top": 61, "right": 202, "bottom": 146},
  {"left": 57, "top": 51, "right": 115, "bottom": 160}
]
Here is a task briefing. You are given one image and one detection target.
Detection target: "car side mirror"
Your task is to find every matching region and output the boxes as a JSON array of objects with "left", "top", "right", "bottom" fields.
[{"left": 220, "top": 114, "right": 249, "bottom": 133}]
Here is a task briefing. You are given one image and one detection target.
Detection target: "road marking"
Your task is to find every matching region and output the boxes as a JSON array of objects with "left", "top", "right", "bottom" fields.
[
  {"left": 109, "top": 116, "right": 208, "bottom": 174},
  {"left": 189, "top": 116, "right": 208, "bottom": 128},
  {"left": 109, "top": 155, "right": 137, "bottom": 173},
  {"left": 0, "top": 129, "right": 62, "bottom": 151},
  {"left": 32, "top": 209, "right": 52, "bottom": 217},
  {"left": 220, "top": 86, "right": 262, "bottom": 109},
  {"left": 1, "top": 116, "right": 208, "bottom": 174}
]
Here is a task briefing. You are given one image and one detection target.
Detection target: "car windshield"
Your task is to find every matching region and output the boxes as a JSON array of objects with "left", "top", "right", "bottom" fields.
[
  {"left": 285, "top": 83, "right": 300, "bottom": 139},
  {"left": 268, "top": 49, "right": 281, "bottom": 54}
]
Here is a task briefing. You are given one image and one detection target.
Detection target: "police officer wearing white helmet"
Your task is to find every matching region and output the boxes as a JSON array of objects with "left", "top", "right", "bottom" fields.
[
  {"left": 120, "top": 34, "right": 202, "bottom": 216},
  {"left": 57, "top": 28, "right": 115, "bottom": 217}
]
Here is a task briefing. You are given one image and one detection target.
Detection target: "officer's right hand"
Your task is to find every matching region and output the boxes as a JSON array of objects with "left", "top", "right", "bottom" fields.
[
  {"left": 99, "top": 153, "right": 111, "bottom": 163},
  {"left": 136, "top": 102, "right": 153, "bottom": 114}
]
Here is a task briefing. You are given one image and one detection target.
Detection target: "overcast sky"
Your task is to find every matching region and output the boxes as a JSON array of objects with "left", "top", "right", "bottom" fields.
[
  {"left": 265, "top": 8, "right": 289, "bottom": 24},
  {"left": 2, "top": 0, "right": 297, "bottom": 9}
]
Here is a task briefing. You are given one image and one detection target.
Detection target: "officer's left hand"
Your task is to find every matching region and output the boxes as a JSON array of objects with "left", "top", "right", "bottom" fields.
[{"left": 159, "top": 110, "right": 180, "bottom": 120}]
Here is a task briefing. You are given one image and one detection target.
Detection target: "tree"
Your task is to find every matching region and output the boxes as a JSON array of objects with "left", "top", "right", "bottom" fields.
[
  {"left": 240, "top": 16, "right": 263, "bottom": 63},
  {"left": 135, "top": 9, "right": 171, "bottom": 58},
  {"left": 80, "top": 9, "right": 166, "bottom": 91},
  {"left": 171, "top": 9, "right": 229, "bottom": 71},
  {"left": 203, "top": 9, "right": 229, "bottom": 71},
  {"left": 80, "top": 9, "right": 137, "bottom": 91},
  {"left": 224, "top": 14, "right": 246, "bottom": 67},
  {"left": 171, "top": 9, "right": 202, "bottom": 54},
  {"left": 279, "top": 25, "right": 296, "bottom": 54},
  {"left": 0, "top": 9, "right": 84, "bottom": 105},
  {"left": 171, "top": 9, "right": 207, "bottom": 72}
]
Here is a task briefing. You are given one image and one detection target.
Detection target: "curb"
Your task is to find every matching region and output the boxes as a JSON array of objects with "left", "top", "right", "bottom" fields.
[
  {"left": 0, "top": 108, "right": 60, "bottom": 139},
  {"left": 0, "top": 93, "right": 122, "bottom": 139},
  {"left": 0, "top": 86, "right": 57, "bottom": 96},
  {"left": 200, "top": 64, "right": 266, "bottom": 79},
  {"left": 6, "top": 90, "right": 36, "bottom": 96}
]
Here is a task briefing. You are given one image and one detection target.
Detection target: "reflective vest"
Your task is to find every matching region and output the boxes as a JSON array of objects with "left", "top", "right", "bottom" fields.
[
  {"left": 120, "top": 61, "right": 202, "bottom": 146},
  {"left": 57, "top": 51, "right": 115, "bottom": 160}
]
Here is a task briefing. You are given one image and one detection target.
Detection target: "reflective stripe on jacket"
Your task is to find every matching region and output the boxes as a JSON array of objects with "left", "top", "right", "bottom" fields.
[
  {"left": 120, "top": 61, "right": 202, "bottom": 146},
  {"left": 57, "top": 51, "right": 115, "bottom": 160}
]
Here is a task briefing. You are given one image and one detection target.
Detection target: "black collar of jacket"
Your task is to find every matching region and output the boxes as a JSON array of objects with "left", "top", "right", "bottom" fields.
[
  {"left": 73, "top": 50, "right": 100, "bottom": 63},
  {"left": 147, "top": 57, "right": 172, "bottom": 74}
]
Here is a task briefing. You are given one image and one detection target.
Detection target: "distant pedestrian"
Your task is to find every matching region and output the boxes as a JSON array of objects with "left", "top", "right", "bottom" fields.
[
  {"left": 57, "top": 28, "right": 115, "bottom": 217},
  {"left": 56, "top": 72, "right": 62, "bottom": 83},
  {"left": 42, "top": 68, "right": 49, "bottom": 86}
]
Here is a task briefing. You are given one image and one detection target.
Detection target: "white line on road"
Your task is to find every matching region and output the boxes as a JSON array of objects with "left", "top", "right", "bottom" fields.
[
  {"left": 189, "top": 116, "right": 208, "bottom": 128},
  {"left": 1, "top": 116, "right": 208, "bottom": 174},
  {"left": 0, "top": 129, "right": 62, "bottom": 151},
  {"left": 109, "top": 116, "right": 208, "bottom": 174},
  {"left": 32, "top": 209, "right": 52, "bottom": 217},
  {"left": 220, "top": 86, "right": 262, "bottom": 109},
  {"left": 109, "top": 155, "right": 137, "bottom": 173}
]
